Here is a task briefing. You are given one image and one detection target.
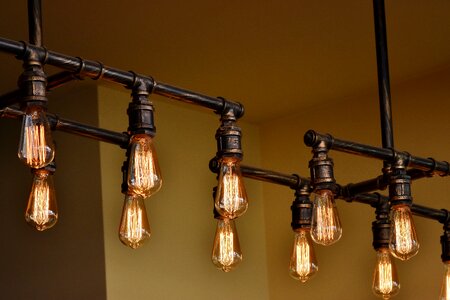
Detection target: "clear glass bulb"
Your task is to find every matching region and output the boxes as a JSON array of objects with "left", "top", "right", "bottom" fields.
[
  {"left": 389, "top": 205, "right": 419, "bottom": 260},
  {"left": 25, "top": 169, "right": 58, "bottom": 231},
  {"left": 214, "top": 157, "right": 248, "bottom": 219},
  {"left": 127, "top": 134, "right": 162, "bottom": 198},
  {"left": 211, "top": 218, "right": 242, "bottom": 272},
  {"left": 372, "top": 248, "right": 400, "bottom": 299},
  {"left": 289, "top": 228, "right": 318, "bottom": 282},
  {"left": 440, "top": 261, "right": 450, "bottom": 300},
  {"left": 311, "top": 189, "right": 342, "bottom": 246},
  {"left": 119, "top": 193, "right": 151, "bottom": 249},
  {"left": 18, "top": 105, "right": 55, "bottom": 169}
]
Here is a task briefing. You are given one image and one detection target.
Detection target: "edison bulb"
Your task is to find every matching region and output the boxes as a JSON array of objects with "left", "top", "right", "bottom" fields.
[
  {"left": 440, "top": 261, "right": 450, "bottom": 300},
  {"left": 211, "top": 218, "right": 242, "bottom": 272},
  {"left": 289, "top": 228, "right": 318, "bottom": 282},
  {"left": 372, "top": 248, "right": 400, "bottom": 299},
  {"left": 25, "top": 168, "right": 58, "bottom": 231},
  {"left": 18, "top": 105, "right": 55, "bottom": 169},
  {"left": 119, "top": 193, "right": 151, "bottom": 249},
  {"left": 214, "top": 157, "right": 248, "bottom": 219},
  {"left": 389, "top": 205, "right": 419, "bottom": 260},
  {"left": 127, "top": 134, "right": 162, "bottom": 198},
  {"left": 311, "top": 189, "right": 342, "bottom": 245}
]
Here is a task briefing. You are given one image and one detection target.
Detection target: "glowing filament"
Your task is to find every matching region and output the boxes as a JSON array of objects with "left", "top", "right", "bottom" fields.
[
  {"left": 119, "top": 194, "right": 151, "bottom": 249},
  {"left": 372, "top": 248, "right": 400, "bottom": 299},
  {"left": 440, "top": 262, "right": 450, "bottom": 300},
  {"left": 289, "top": 229, "right": 318, "bottom": 282},
  {"left": 311, "top": 190, "right": 342, "bottom": 246},
  {"left": 25, "top": 169, "right": 58, "bottom": 231},
  {"left": 389, "top": 205, "right": 419, "bottom": 260},
  {"left": 215, "top": 157, "right": 248, "bottom": 219},
  {"left": 127, "top": 134, "right": 162, "bottom": 198},
  {"left": 219, "top": 227, "right": 234, "bottom": 267},
  {"left": 211, "top": 218, "right": 242, "bottom": 272},
  {"left": 18, "top": 106, "right": 55, "bottom": 169}
]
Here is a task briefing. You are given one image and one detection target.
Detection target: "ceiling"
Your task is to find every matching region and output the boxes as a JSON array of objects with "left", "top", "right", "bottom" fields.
[{"left": 0, "top": 0, "right": 449, "bottom": 123}]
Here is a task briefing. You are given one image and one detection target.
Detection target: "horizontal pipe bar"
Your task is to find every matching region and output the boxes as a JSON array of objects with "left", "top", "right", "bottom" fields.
[
  {"left": 0, "top": 37, "right": 244, "bottom": 118},
  {"left": 344, "top": 193, "right": 447, "bottom": 223},
  {"left": 304, "top": 130, "right": 450, "bottom": 176},
  {"left": 153, "top": 82, "right": 244, "bottom": 117},
  {"left": 0, "top": 107, "right": 128, "bottom": 147},
  {"left": 342, "top": 168, "right": 428, "bottom": 197},
  {"left": 239, "top": 163, "right": 448, "bottom": 223},
  {"left": 240, "top": 165, "right": 309, "bottom": 190},
  {"left": 0, "top": 71, "right": 77, "bottom": 109}
]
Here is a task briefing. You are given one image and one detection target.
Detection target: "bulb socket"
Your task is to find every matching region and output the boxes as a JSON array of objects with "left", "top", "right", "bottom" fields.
[
  {"left": 389, "top": 168, "right": 412, "bottom": 207},
  {"left": 309, "top": 145, "right": 336, "bottom": 193},
  {"left": 372, "top": 195, "right": 390, "bottom": 250},
  {"left": 18, "top": 58, "right": 48, "bottom": 108},
  {"left": 291, "top": 185, "right": 313, "bottom": 230},
  {"left": 215, "top": 110, "right": 243, "bottom": 159},
  {"left": 127, "top": 83, "right": 155, "bottom": 136},
  {"left": 441, "top": 231, "right": 450, "bottom": 262}
]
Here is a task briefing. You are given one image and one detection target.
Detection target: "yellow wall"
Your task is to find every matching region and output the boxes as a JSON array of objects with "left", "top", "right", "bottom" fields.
[
  {"left": 260, "top": 67, "right": 450, "bottom": 299},
  {"left": 97, "top": 86, "right": 269, "bottom": 300}
]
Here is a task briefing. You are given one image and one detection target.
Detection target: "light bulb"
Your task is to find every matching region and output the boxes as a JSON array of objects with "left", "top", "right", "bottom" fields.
[
  {"left": 389, "top": 205, "right": 419, "bottom": 260},
  {"left": 18, "top": 105, "right": 55, "bottom": 169},
  {"left": 119, "top": 193, "right": 151, "bottom": 249},
  {"left": 214, "top": 157, "right": 248, "bottom": 219},
  {"left": 440, "top": 261, "right": 450, "bottom": 300},
  {"left": 25, "top": 168, "right": 58, "bottom": 231},
  {"left": 289, "top": 228, "right": 318, "bottom": 282},
  {"left": 311, "top": 189, "right": 342, "bottom": 245},
  {"left": 127, "top": 134, "right": 162, "bottom": 198},
  {"left": 211, "top": 218, "right": 242, "bottom": 272},
  {"left": 372, "top": 248, "right": 400, "bottom": 299}
]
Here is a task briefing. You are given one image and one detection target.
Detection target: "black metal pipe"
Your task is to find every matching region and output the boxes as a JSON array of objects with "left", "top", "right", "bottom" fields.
[
  {"left": 28, "top": 0, "right": 43, "bottom": 46},
  {"left": 153, "top": 82, "right": 244, "bottom": 118},
  {"left": 0, "top": 37, "right": 244, "bottom": 118},
  {"left": 0, "top": 71, "right": 77, "bottom": 109},
  {"left": 342, "top": 169, "right": 428, "bottom": 197},
  {"left": 239, "top": 163, "right": 447, "bottom": 223},
  {"left": 373, "top": 0, "right": 394, "bottom": 151},
  {"left": 0, "top": 107, "right": 128, "bottom": 147},
  {"left": 304, "top": 130, "right": 450, "bottom": 176},
  {"left": 347, "top": 193, "right": 447, "bottom": 223},
  {"left": 240, "top": 165, "right": 309, "bottom": 190}
]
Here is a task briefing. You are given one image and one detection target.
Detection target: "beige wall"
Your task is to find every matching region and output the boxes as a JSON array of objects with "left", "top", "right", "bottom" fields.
[
  {"left": 97, "top": 86, "right": 269, "bottom": 300},
  {"left": 260, "top": 67, "right": 450, "bottom": 299}
]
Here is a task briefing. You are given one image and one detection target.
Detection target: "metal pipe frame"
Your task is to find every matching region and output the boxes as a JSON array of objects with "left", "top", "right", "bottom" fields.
[
  {"left": 0, "top": 37, "right": 244, "bottom": 118},
  {"left": 304, "top": 130, "right": 450, "bottom": 176},
  {"left": 0, "top": 107, "right": 128, "bottom": 147},
  {"left": 373, "top": 0, "right": 394, "bottom": 151},
  {"left": 240, "top": 164, "right": 448, "bottom": 223}
]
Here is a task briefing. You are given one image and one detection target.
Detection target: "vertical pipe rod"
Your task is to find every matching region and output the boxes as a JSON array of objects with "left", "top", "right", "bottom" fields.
[
  {"left": 28, "top": 0, "right": 43, "bottom": 46},
  {"left": 373, "top": 0, "right": 394, "bottom": 153}
]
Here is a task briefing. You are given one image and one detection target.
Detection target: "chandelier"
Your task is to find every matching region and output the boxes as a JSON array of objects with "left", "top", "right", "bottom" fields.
[{"left": 0, "top": 0, "right": 448, "bottom": 299}]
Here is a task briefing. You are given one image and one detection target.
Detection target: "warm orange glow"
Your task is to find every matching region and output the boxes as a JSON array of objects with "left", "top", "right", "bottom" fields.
[
  {"left": 311, "top": 189, "right": 342, "bottom": 245},
  {"left": 119, "top": 194, "right": 151, "bottom": 249},
  {"left": 211, "top": 218, "right": 242, "bottom": 272},
  {"left": 289, "top": 229, "right": 318, "bottom": 282},
  {"left": 18, "top": 106, "right": 55, "bottom": 169},
  {"left": 214, "top": 157, "right": 248, "bottom": 219},
  {"left": 127, "top": 134, "right": 162, "bottom": 198},
  {"left": 25, "top": 169, "right": 58, "bottom": 231},
  {"left": 372, "top": 248, "right": 400, "bottom": 299},
  {"left": 389, "top": 205, "right": 419, "bottom": 260}
]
